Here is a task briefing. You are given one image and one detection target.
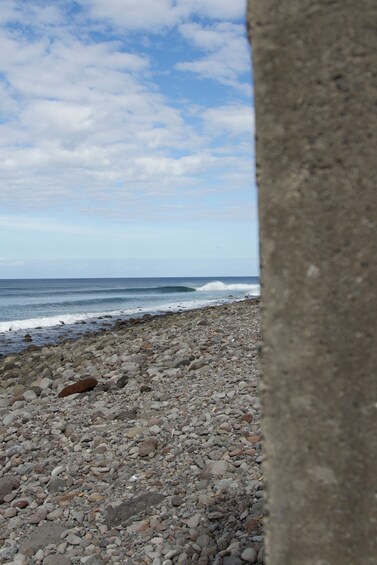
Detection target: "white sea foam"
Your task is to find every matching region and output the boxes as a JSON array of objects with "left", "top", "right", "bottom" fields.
[
  {"left": 197, "top": 281, "right": 260, "bottom": 294},
  {"left": 0, "top": 312, "right": 108, "bottom": 333},
  {"left": 0, "top": 299, "right": 222, "bottom": 333}
]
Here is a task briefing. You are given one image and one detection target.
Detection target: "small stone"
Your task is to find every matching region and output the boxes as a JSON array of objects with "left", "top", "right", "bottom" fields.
[
  {"left": 20, "top": 523, "right": 66, "bottom": 555},
  {"left": 105, "top": 492, "right": 165, "bottom": 527},
  {"left": 185, "top": 513, "right": 201, "bottom": 528},
  {"left": 12, "top": 499, "right": 29, "bottom": 509},
  {"left": 241, "top": 548, "right": 257, "bottom": 563},
  {"left": 51, "top": 465, "right": 64, "bottom": 477},
  {"left": 29, "top": 506, "right": 50, "bottom": 524},
  {"left": 223, "top": 557, "right": 243, "bottom": 565},
  {"left": 13, "top": 555, "right": 28, "bottom": 565},
  {"left": 140, "top": 385, "right": 152, "bottom": 393},
  {"left": 23, "top": 389, "right": 37, "bottom": 401},
  {"left": 139, "top": 438, "right": 158, "bottom": 457},
  {"left": 171, "top": 495, "right": 184, "bottom": 507},
  {"left": 58, "top": 377, "right": 98, "bottom": 398},
  {"left": 43, "top": 556, "right": 72, "bottom": 565},
  {"left": 66, "top": 533, "right": 81, "bottom": 545},
  {"left": 116, "top": 375, "right": 128, "bottom": 389},
  {"left": 0, "top": 545, "right": 18, "bottom": 561},
  {"left": 0, "top": 475, "right": 20, "bottom": 502},
  {"left": 201, "top": 460, "right": 228, "bottom": 478}
]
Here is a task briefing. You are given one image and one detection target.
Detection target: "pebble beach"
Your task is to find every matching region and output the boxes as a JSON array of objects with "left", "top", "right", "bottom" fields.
[{"left": 0, "top": 299, "right": 264, "bottom": 565}]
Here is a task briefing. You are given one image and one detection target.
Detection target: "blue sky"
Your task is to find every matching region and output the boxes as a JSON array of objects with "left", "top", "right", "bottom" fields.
[{"left": 0, "top": 0, "right": 258, "bottom": 278}]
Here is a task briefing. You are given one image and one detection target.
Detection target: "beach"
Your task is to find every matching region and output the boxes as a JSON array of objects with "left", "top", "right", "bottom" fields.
[{"left": 0, "top": 299, "right": 264, "bottom": 564}]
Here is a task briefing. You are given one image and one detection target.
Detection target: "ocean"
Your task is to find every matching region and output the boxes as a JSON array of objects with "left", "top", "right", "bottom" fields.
[{"left": 0, "top": 276, "right": 260, "bottom": 356}]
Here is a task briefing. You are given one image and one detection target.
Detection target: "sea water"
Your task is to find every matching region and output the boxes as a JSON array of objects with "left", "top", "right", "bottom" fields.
[{"left": 0, "top": 277, "right": 259, "bottom": 356}]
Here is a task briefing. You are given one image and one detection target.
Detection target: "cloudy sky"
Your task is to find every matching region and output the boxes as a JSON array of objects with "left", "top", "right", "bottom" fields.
[{"left": 0, "top": 0, "right": 257, "bottom": 278}]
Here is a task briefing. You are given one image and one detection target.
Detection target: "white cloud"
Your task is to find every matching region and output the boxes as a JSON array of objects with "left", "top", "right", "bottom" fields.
[
  {"left": 202, "top": 104, "right": 254, "bottom": 137},
  {"left": 0, "top": 0, "right": 255, "bottom": 226},
  {"left": 80, "top": 0, "right": 246, "bottom": 30},
  {"left": 177, "top": 22, "right": 251, "bottom": 89},
  {"left": 178, "top": 0, "right": 247, "bottom": 20}
]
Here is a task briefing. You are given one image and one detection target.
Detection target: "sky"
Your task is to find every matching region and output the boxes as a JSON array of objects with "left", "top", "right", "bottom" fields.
[{"left": 0, "top": 0, "right": 258, "bottom": 278}]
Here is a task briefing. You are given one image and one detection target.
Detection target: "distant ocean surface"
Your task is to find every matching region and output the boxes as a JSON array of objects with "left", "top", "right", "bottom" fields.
[{"left": 0, "top": 277, "right": 260, "bottom": 356}]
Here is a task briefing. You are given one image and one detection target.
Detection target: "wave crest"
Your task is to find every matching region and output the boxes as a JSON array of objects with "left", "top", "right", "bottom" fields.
[{"left": 197, "top": 281, "right": 259, "bottom": 293}]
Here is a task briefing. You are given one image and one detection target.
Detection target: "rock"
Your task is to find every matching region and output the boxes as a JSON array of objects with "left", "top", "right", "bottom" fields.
[
  {"left": 140, "top": 384, "right": 152, "bottom": 393},
  {"left": 0, "top": 476, "right": 20, "bottom": 503},
  {"left": 223, "top": 557, "right": 243, "bottom": 565},
  {"left": 80, "top": 557, "right": 104, "bottom": 565},
  {"left": 43, "top": 556, "right": 72, "bottom": 565},
  {"left": 171, "top": 495, "right": 184, "bottom": 507},
  {"left": 201, "top": 460, "right": 229, "bottom": 478},
  {"left": 40, "top": 378, "right": 54, "bottom": 390},
  {"left": 29, "top": 505, "right": 50, "bottom": 524},
  {"left": 20, "top": 523, "right": 66, "bottom": 555},
  {"left": 23, "top": 389, "right": 38, "bottom": 401},
  {"left": 241, "top": 548, "right": 257, "bottom": 562},
  {"left": 116, "top": 374, "right": 128, "bottom": 389},
  {"left": 169, "top": 355, "right": 193, "bottom": 369},
  {"left": 188, "top": 359, "right": 207, "bottom": 371},
  {"left": 105, "top": 492, "right": 165, "bottom": 527},
  {"left": 12, "top": 499, "right": 29, "bottom": 509},
  {"left": 185, "top": 513, "right": 201, "bottom": 528},
  {"left": 66, "top": 533, "right": 81, "bottom": 545},
  {"left": 116, "top": 408, "right": 137, "bottom": 420},
  {"left": 58, "top": 377, "right": 98, "bottom": 398},
  {"left": 48, "top": 478, "right": 67, "bottom": 493},
  {"left": 139, "top": 438, "right": 158, "bottom": 457},
  {"left": 0, "top": 545, "right": 18, "bottom": 561}
]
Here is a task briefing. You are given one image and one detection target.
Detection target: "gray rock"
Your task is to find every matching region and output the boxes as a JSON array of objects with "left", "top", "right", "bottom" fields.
[
  {"left": 66, "top": 533, "right": 81, "bottom": 545},
  {"left": 43, "top": 556, "right": 72, "bottom": 565},
  {"left": 80, "top": 558, "right": 104, "bottom": 565},
  {"left": 19, "top": 523, "right": 66, "bottom": 555},
  {"left": 201, "top": 460, "right": 229, "bottom": 478},
  {"left": 48, "top": 478, "right": 67, "bottom": 493},
  {"left": 241, "top": 547, "right": 257, "bottom": 563},
  {"left": 169, "top": 355, "right": 193, "bottom": 369},
  {"left": 0, "top": 476, "right": 20, "bottom": 503},
  {"left": 257, "top": 547, "right": 265, "bottom": 563},
  {"left": 223, "top": 557, "right": 243, "bottom": 565},
  {"left": 116, "top": 374, "right": 128, "bottom": 389},
  {"left": 105, "top": 492, "right": 165, "bottom": 527},
  {"left": 0, "top": 545, "right": 18, "bottom": 561}
]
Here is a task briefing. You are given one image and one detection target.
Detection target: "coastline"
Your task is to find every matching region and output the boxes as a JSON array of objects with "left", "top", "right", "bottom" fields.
[
  {"left": 0, "top": 296, "right": 258, "bottom": 358},
  {"left": 0, "top": 299, "right": 264, "bottom": 564}
]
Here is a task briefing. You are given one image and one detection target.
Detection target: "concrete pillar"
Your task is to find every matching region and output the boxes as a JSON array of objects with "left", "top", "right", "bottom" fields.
[{"left": 247, "top": 1, "right": 377, "bottom": 564}]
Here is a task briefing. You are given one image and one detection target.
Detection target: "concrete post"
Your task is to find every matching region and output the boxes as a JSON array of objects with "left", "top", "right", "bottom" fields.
[{"left": 247, "top": 1, "right": 377, "bottom": 564}]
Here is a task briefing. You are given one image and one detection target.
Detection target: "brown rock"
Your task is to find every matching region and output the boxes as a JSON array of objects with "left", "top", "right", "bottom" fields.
[
  {"left": 241, "top": 413, "right": 254, "bottom": 423},
  {"left": 139, "top": 438, "right": 158, "bottom": 457},
  {"left": 140, "top": 385, "right": 152, "bottom": 393},
  {"left": 12, "top": 499, "right": 29, "bottom": 509},
  {"left": 58, "top": 377, "right": 98, "bottom": 398},
  {"left": 245, "top": 516, "right": 262, "bottom": 533},
  {"left": 0, "top": 476, "right": 20, "bottom": 503},
  {"left": 246, "top": 434, "right": 261, "bottom": 445},
  {"left": 229, "top": 449, "right": 244, "bottom": 458}
]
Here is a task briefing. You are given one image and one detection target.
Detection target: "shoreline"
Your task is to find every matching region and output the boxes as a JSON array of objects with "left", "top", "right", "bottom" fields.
[
  {"left": 0, "top": 297, "right": 260, "bottom": 359},
  {"left": 0, "top": 299, "right": 264, "bottom": 564}
]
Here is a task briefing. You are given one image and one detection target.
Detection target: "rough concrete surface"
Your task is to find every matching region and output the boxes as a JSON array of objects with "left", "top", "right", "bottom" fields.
[{"left": 248, "top": 1, "right": 377, "bottom": 564}]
